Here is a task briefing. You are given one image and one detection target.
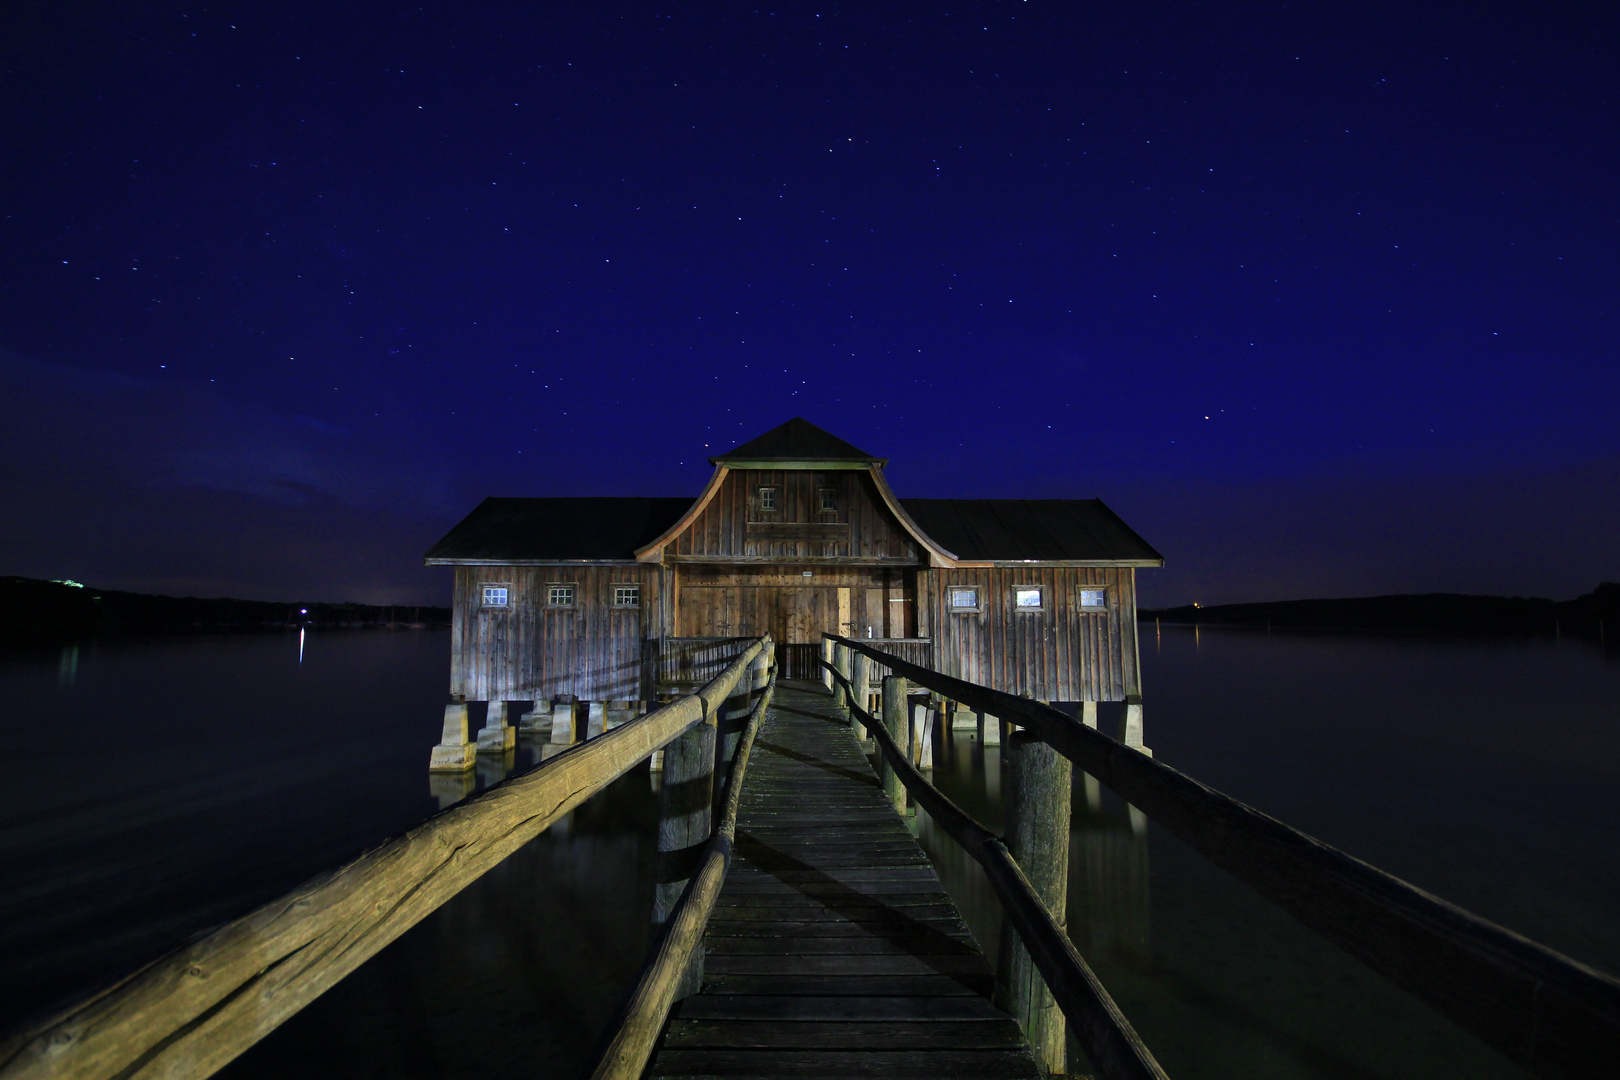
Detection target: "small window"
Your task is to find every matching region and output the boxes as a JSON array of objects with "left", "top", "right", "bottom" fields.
[
  {"left": 948, "top": 586, "right": 980, "bottom": 613},
  {"left": 547, "top": 584, "right": 576, "bottom": 607},
  {"left": 757, "top": 486, "right": 777, "bottom": 511},
  {"left": 1015, "top": 587, "right": 1044, "bottom": 611},
  {"left": 481, "top": 584, "right": 509, "bottom": 608},
  {"left": 612, "top": 584, "right": 641, "bottom": 608},
  {"left": 818, "top": 487, "right": 837, "bottom": 512},
  {"left": 1080, "top": 587, "right": 1108, "bottom": 610}
]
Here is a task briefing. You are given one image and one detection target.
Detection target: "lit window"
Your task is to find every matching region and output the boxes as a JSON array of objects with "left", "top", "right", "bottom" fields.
[
  {"left": 1080, "top": 588, "right": 1107, "bottom": 610},
  {"left": 1015, "top": 587, "right": 1044, "bottom": 610},
  {"left": 548, "top": 584, "right": 576, "bottom": 607},
  {"left": 613, "top": 584, "right": 641, "bottom": 608},
  {"left": 481, "top": 585, "right": 509, "bottom": 608},
  {"left": 758, "top": 486, "right": 777, "bottom": 511},
  {"left": 948, "top": 587, "right": 980, "bottom": 612},
  {"left": 818, "top": 487, "right": 837, "bottom": 511}
]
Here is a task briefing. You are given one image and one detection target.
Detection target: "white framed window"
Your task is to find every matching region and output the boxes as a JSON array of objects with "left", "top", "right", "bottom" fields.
[
  {"left": 1080, "top": 587, "right": 1108, "bottom": 610},
  {"left": 757, "top": 486, "right": 777, "bottom": 511},
  {"left": 547, "top": 584, "right": 576, "bottom": 607},
  {"left": 948, "top": 586, "right": 981, "bottom": 613},
  {"left": 612, "top": 584, "right": 641, "bottom": 608},
  {"left": 818, "top": 487, "right": 837, "bottom": 512},
  {"left": 1014, "top": 587, "right": 1045, "bottom": 611},
  {"left": 481, "top": 584, "right": 510, "bottom": 608}
]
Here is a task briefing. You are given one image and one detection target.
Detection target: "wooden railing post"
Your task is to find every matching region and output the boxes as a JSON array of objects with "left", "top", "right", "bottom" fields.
[
  {"left": 820, "top": 637, "right": 834, "bottom": 691},
  {"left": 996, "top": 729, "right": 1074, "bottom": 1075},
  {"left": 881, "top": 676, "right": 910, "bottom": 815},
  {"left": 654, "top": 711, "right": 717, "bottom": 1000},
  {"left": 850, "top": 650, "right": 872, "bottom": 744}
]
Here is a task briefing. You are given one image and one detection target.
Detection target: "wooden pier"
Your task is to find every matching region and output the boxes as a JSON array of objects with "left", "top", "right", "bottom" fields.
[{"left": 650, "top": 681, "right": 1041, "bottom": 1079}]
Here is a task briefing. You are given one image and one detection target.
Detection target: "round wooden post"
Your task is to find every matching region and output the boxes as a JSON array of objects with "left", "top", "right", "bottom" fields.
[
  {"left": 820, "top": 636, "right": 835, "bottom": 691},
  {"left": 881, "top": 676, "right": 910, "bottom": 815},
  {"left": 996, "top": 729, "right": 1073, "bottom": 1075},
  {"left": 655, "top": 716, "right": 716, "bottom": 999},
  {"left": 849, "top": 650, "right": 872, "bottom": 744}
]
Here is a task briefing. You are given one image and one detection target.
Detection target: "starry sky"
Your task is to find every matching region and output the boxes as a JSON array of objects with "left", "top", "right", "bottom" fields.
[{"left": 3, "top": 2, "right": 1617, "bottom": 606}]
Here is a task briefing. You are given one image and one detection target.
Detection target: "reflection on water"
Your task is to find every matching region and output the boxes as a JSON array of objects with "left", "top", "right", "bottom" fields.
[
  {"left": 7, "top": 628, "right": 1618, "bottom": 1078},
  {"left": 915, "top": 629, "right": 1620, "bottom": 1080}
]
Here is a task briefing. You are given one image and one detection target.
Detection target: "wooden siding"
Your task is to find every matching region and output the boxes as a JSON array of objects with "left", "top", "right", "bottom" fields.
[
  {"left": 665, "top": 469, "right": 918, "bottom": 561},
  {"left": 451, "top": 565, "right": 661, "bottom": 702},
  {"left": 676, "top": 565, "right": 917, "bottom": 643},
  {"left": 922, "top": 567, "right": 1139, "bottom": 702}
]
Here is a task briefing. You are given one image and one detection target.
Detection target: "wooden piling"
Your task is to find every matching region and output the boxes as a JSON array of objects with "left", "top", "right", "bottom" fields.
[
  {"left": 655, "top": 714, "right": 716, "bottom": 1000},
  {"left": 881, "top": 675, "right": 910, "bottom": 815},
  {"left": 996, "top": 729, "right": 1073, "bottom": 1075}
]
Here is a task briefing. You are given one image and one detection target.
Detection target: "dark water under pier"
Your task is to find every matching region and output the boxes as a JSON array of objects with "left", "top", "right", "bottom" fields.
[{"left": 2, "top": 627, "right": 1616, "bottom": 1078}]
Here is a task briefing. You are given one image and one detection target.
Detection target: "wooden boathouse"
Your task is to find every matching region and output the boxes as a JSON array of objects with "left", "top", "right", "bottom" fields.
[{"left": 423, "top": 418, "right": 1164, "bottom": 709}]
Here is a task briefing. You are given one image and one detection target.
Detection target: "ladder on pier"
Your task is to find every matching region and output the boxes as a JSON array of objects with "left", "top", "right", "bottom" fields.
[{"left": 648, "top": 681, "right": 1043, "bottom": 1079}]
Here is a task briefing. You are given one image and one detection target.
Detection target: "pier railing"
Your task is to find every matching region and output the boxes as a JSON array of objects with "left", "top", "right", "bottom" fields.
[
  {"left": 822, "top": 633, "right": 1620, "bottom": 1080},
  {"left": 0, "top": 638, "right": 773, "bottom": 1080}
]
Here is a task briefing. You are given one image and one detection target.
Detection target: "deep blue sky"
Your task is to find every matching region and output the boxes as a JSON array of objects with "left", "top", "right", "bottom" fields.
[{"left": 3, "top": 2, "right": 1617, "bottom": 605}]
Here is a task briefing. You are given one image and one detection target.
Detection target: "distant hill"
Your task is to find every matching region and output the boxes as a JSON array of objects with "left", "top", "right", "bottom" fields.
[
  {"left": 1144, "top": 583, "right": 1620, "bottom": 638},
  {"left": 0, "top": 576, "right": 449, "bottom": 642}
]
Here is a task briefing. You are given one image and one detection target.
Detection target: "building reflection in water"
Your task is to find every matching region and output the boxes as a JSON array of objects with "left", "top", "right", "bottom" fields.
[
  {"left": 918, "top": 725, "right": 1150, "bottom": 976},
  {"left": 1070, "top": 773, "right": 1151, "bottom": 966}
]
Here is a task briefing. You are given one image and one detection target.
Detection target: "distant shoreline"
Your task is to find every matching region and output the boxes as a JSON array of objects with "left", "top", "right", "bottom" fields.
[
  {"left": 1, "top": 576, "right": 450, "bottom": 644},
  {"left": 1144, "top": 584, "right": 1618, "bottom": 640}
]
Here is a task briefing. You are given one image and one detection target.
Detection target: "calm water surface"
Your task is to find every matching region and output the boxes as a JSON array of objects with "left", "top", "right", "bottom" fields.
[
  {"left": 921, "top": 627, "right": 1620, "bottom": 1080},
  {"left": 3, "top": 627, "right": 1617, "bottom": 1078}
]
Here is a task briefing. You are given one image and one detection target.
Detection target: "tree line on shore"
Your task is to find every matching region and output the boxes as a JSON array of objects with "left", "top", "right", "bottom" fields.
[{"left": 0, "top": 576, "right": 450, "bottom": 642}]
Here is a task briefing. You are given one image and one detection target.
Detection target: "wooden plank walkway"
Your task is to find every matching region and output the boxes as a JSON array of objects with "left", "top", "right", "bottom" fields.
[{"left": 650, "top": 680, "right": 1043, "bottom": 1079}]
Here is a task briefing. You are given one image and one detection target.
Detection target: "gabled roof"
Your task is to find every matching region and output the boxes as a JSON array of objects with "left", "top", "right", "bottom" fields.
[
  {"left": 899, "top": 499, "right": 1164, "bottom": 565},
  {"left": 424, "top": 497, "right": 693, "bottom": 563},
  {"left": 711, "top": 417, "right": 885, "bottom": 467}
]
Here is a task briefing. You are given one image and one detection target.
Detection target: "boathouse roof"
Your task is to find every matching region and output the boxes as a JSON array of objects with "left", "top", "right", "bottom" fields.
[
  {"left": 899, "top": 499, "right": 1163, "bottom": 564},
  {"left": 423, "top": 497, "right": 692, "bottom": 563},
  {"left": 710, "top": 417, "right": 885, "bottom": 467}
]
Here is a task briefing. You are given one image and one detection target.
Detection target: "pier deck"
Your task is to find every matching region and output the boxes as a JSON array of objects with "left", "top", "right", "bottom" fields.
[{"left": 649, "top": 681, "right": 1042, "bottom": 1079}]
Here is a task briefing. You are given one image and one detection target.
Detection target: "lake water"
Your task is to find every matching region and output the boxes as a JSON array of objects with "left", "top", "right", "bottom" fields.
[{"left": 2, "top": 627, "right": 1616, "bottom": 1078}]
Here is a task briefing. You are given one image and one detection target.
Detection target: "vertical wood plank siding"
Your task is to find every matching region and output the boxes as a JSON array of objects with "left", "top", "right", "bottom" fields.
[
  {"left": 452, "top": 565, "right": 659, "bottom": 702},
  {"left": 667, "top": 470, "right": 917, "bottom": 560},
  {"left": 447, "top": 468, "right": 1141, "bottom": 705},
  {"left": 926, "top": 567, "right": 1139, "bottom": 702}
]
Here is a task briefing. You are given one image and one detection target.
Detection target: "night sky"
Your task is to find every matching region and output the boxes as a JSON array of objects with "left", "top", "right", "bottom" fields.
[{"left": 3, "top": 2, "right": 1617, "bottom": 606}]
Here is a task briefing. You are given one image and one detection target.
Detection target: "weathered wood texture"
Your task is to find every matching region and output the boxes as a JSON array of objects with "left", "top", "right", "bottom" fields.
[
  {"left": 664, "top": 469, "right": 919, "bottom": 562},
  {"left": 653, "top": 637, "right": 757, "bottom": 689},
  {"left": 922, "top": 566, "right": 1140, "bottom": 701},
  {"left": 0, "top": 642, "right": 767, "bottom": 1080},
  {"left": 647, "top": 681, "right": 1042, "bottom": 1080},
  {"left": 676, "top": 564, "right": 917, "bottom": 642},
  {"left": 451, "top": 564, "right": 659, "bottom": 702},
  {"left": 832, "top": 636, "right": 1620, "bottom": 1080},
  {"left": 826, "top": 656, "right": 1168, "bottom": 1080},
  {"left": 591, "top": 667, "right": 777, "bottom": 1080},
  {"left": 996, "top": 731, "right": 1074, "bottom": 1074}
]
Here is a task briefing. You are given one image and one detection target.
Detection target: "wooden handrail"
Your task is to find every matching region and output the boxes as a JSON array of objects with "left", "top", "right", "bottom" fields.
[
  {"left": 823, "top": 655, "right": 1169, "bottom": 1080},
  {"left": 827, "top": 634, "right": 1620, "bottom": 1080},
  {"left": 0, "top": 640, "right": 769, "bottom": 1080},
  {"left": 589, "top": 650, "right": 777, "bottom": 1080}
]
